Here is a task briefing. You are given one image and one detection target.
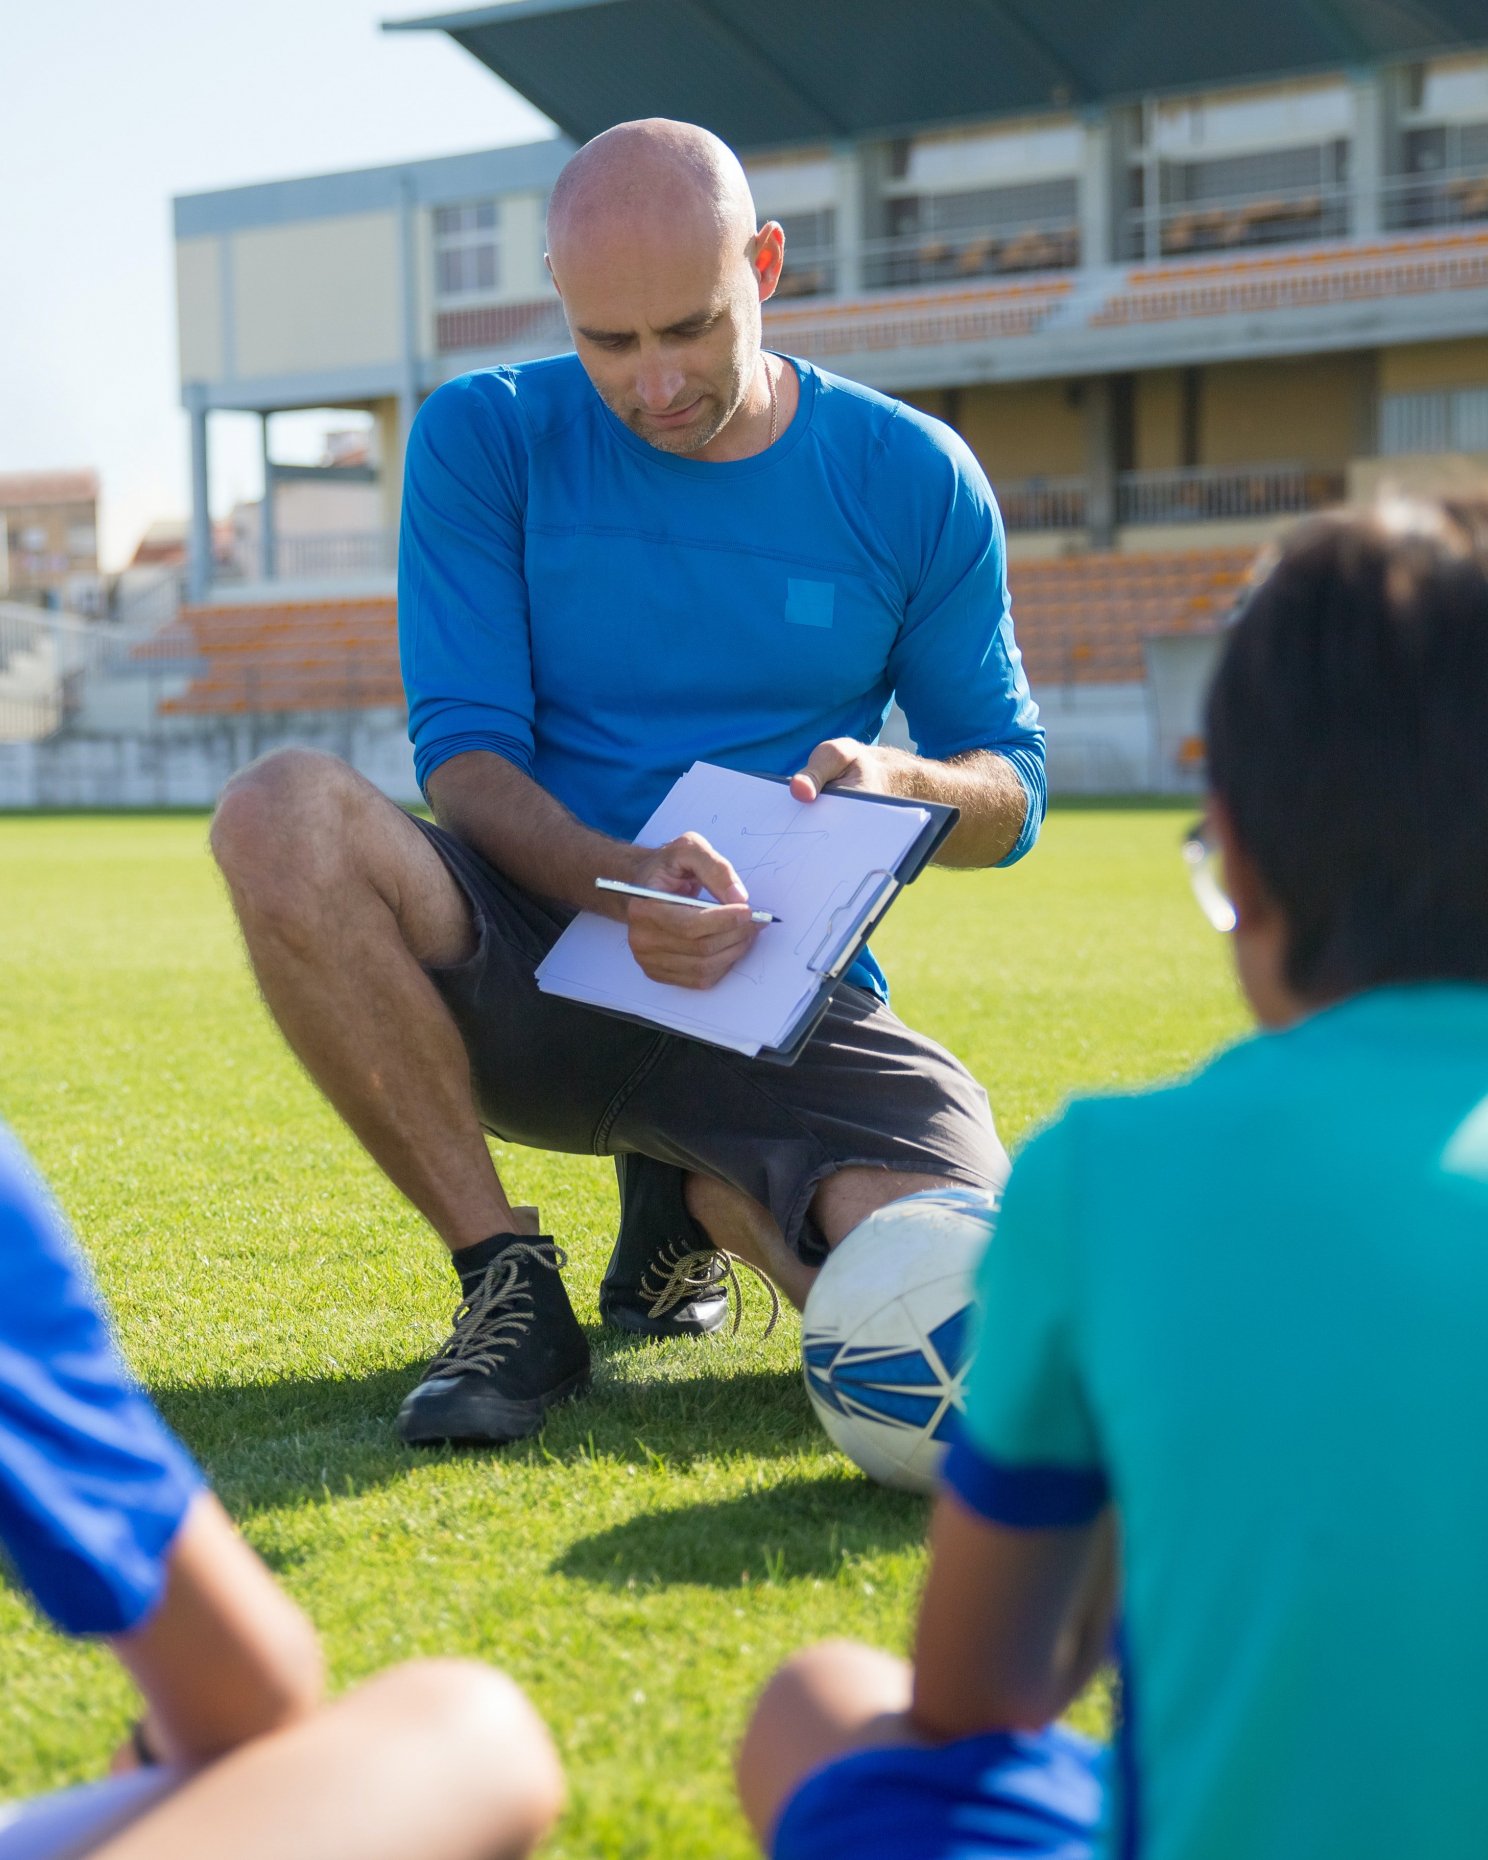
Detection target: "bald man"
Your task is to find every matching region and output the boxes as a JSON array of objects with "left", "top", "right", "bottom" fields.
[{"left": 210, "top": 120, "right": 1044, "bottom": 1449}]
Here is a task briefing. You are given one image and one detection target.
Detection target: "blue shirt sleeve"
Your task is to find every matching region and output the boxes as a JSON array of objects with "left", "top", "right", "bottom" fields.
[
  {"left": 399, "top": 372, "right": 537, "bottom": 795},
  {"left": 942, "top": 1110, "right": 1109, "bottom": 1528},
  {"left": 883, "top": 419, "right": 1046, "bottom": 865},
  {"left": 0, "top": 1124, "right": 201, "bottom": 1636}
]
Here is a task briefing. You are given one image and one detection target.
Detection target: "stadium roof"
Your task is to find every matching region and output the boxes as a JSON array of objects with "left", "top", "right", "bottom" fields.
[{"left": 383, "top": 0, "right": 1488, "bottom": 150}]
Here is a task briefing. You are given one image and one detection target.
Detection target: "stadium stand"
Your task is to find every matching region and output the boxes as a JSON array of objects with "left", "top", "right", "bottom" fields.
[
  {"left": 1093, "top": 227, "right": 1488, "bottom": 326},
  {"left": 157, "top": 599, "right": 402, "bottom": 717},
  {"left": 1008, "top": 548, "right": 1253, "bottom": 688},
  {"left": 148, "top": 548, "right": 1251, "bottom": 725},
  {"left": 763, "top": 276, "right": 1074, "bottom": 358}
]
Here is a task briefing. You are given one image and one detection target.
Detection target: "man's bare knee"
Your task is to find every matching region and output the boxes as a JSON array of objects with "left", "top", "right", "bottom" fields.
[{"left": 211, "top": 748, "right": 354, "bottom": 888}]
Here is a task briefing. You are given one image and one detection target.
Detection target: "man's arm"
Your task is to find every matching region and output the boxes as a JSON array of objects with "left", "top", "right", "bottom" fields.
[
  {"left": 426, "top": 750, "right": 761, "bottom": 989},
  {"left": 911, "top": 1494, "right": 1118, "bottom": 1739},
  {"left": 789, "top": 740, "right": 1028, "bottom": 868},
  {"left": 109, "top": 1492, "right": 324, "bottom": 1765}
]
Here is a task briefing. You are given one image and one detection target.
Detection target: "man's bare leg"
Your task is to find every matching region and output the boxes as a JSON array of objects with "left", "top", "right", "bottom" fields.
[
  {"left": 210, "top": 748, "right": 513, "bottom": 1252},
  {"left": 684, "top": 1167, "right": 970, "bottom": 1312}
]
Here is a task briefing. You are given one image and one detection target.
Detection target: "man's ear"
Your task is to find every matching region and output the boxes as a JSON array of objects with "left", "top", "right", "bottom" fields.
[{"left": 751, "top": 222, "right": 786, "bottom": 304}]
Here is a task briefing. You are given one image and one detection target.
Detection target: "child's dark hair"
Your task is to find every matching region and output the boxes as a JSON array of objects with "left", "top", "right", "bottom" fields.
[{"left": 1205, "top": 497, "right": 1488, "bottom": 998}]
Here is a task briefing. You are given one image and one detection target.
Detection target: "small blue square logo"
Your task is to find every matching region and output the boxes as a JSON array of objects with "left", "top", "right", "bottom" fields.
[{"left": 785, "top": 579, "right": 835, "bottom": 629}]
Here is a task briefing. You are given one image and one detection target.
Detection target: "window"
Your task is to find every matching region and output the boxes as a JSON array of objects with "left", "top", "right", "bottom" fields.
[
  {"left": 433, "top": 201, "right": 501, "bottom": 302},
  {"left": 1126, "top": 79, "right": 1353, "bottom": 258},
  {"left": 66, "top": 523, "right": 96, "bottom": 560},
  {"left": 874, "top": 118, "right": 1082, "bottom": 287},
  {"left": 774, "top": 207, "right": 837, "bottom": 298},
  {"left": 1390, "top": 56, "right": 1488, "bottom": 230},
  {"left": 748, "top": 150, "right": 839, "bottom": 298},
  {"left": 1380, "top": 386, "right": 1488, "bottom": 455}
]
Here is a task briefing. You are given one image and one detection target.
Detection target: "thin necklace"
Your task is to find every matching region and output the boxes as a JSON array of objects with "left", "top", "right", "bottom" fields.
[{"left": 765, "top": 355, "right": 778, "bottom": 450}]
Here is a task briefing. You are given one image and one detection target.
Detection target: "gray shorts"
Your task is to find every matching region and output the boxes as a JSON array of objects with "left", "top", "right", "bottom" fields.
[{"left": 417, "top": 820, "right": 1008, "bottom": 1263}]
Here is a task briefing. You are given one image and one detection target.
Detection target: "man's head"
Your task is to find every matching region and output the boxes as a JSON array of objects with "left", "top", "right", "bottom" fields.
[
  {"left": 1206, "top": 498, "right": 1488, "bottom": 1024},
  {"left": 545, "top": 119, "right": 784, "bottom": 456}
]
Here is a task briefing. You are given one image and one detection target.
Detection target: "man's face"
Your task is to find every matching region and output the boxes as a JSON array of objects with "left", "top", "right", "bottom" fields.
[{"left": 549, "top": 216, "right": 767, "bottom": 457}]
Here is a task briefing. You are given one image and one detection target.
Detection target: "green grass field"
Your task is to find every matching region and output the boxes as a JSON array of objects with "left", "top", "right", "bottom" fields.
[{"left": 0, "top": 807, "right": 1246, "bottom": 1854}]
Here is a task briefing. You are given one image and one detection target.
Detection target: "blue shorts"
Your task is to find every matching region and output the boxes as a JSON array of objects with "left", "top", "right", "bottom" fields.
[{"left": 773, "top": 1725, "right": 1105, "bottom": 1860}]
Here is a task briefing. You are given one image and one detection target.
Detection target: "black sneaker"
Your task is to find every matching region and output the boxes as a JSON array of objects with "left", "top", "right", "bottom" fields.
[
  {"left": 599, "top": 1155, "right": 730, "bottom": 1337},
  {"left": 599, "top": 1157, "right": 781, "bottom": 1340},
  {"left": 397, "top": 1238, "right": 591, "bottom": 1446}
]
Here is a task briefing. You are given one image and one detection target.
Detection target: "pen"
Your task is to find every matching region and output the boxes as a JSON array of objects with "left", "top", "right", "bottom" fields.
[{"left": 595, "top": 878, "right": 780, "bottom": 925}]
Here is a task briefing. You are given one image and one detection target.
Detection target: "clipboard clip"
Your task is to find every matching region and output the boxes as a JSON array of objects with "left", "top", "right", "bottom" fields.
[{"left": 805, "top": 869, "right": 897, "bottom": 976}]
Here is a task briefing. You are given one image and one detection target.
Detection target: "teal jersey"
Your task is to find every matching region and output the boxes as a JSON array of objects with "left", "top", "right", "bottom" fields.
[{"left": 945, "top": 985, "right": 1488, "bottom": 1860}]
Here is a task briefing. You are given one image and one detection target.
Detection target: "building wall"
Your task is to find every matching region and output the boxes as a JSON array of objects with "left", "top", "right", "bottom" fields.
[
  {"left": 233, "top": 212, "right": 403, "bottom": 379},
  {"left": 1378, "top": 336, "right": 1488, "bottom": 393},
  {"left": 176, "top": 237, "right": 224, "bottom": 383},
  {"left": 1133, "top": 370, "right": 1187, "bottom": 471},
  {"left": 1, "top": 498, "right": 99, "bottom": 602},
  {"left": 1196, "top": 353, "right": 1375, "bottom": 466},
  {"left": 903, "top": 382, "right": 1085, "bottom": 480}
]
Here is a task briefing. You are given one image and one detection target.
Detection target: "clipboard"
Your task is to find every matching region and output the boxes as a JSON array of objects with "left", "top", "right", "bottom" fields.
[
  {"left": 535, "top": 764, "right": 959, "bottom": 1066},
  {"left": 749, "top": 778, "right": 958, "bottom": 1064}
]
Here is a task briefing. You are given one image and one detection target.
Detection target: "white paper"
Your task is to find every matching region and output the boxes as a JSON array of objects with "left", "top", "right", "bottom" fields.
[{"left": 535, "top": 763, "right": 931, "bottom": 1056}]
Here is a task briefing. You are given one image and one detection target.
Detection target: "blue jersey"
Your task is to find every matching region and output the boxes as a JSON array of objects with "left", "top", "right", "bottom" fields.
[
  {"left": 398, "top": 354, "right": 1044, "bottom": 992},
  {"left": 0, "top": 1122, "right": 200, "bottom": 1637},
  {"left": 946, "top": 985, "right": 1488, "bottom": 1860}
]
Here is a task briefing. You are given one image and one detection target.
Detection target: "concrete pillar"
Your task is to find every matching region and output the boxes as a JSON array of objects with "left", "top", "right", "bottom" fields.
[
  {"left": 834, "top": 141, "right": 864, "bottom": 295},
  {"left": 396, "top": 173, "right": 421, "bottom": 463},
  {"left": 1084, "top": 376, "right": 1119, "bottom": 549},
  {"left": 259, "top": 413, "right": 276, "bottom": 582},
  {"left": 1079, "top": 114, "right": 1112, "bottom": 270},
  {"left": 1351, "top": 68, "right": 1400, "bottom": 238},
  {"left": 187, "top": 391, "right": 212, "bottom": 604},
  {"left": 374, "top": 398, "right": 405, "bottom": 540}
]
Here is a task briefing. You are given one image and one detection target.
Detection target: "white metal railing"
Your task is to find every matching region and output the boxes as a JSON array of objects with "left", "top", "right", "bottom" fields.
[
  {"left": 998, "top": 478, "right": 1088, "bottom": 531},
  {"left": 1382, "top": 168, "right": 1488, "bottom": 234},
  {"left": 1116, "top": 463, "right": 1345, "bottom": 525},
  {"left": 1123, "top": 180, "right": 1351, "bottom": 261},
  {"left": 112, "top": 570, "right": 186, "bottom": 631},
  {"left": 862, "top": 218, "right": 1079, "bottom": 289},
  {"left": 0, "top": 602, "right": 201, "bottom": 742},
  {"left": 271, "top": 529, "right": 397, "bottom": 580}
]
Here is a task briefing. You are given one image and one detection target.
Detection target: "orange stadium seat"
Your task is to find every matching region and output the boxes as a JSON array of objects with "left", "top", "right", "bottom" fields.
[
  {"left": 158, "top": 598, "right": 402, "bottom": 718},
  {"left": 1008, "top": 547, "right": 1254, "bottom": 689},
  {"left": 155, "top": 555, "right": 1253, "bottom": 716}
]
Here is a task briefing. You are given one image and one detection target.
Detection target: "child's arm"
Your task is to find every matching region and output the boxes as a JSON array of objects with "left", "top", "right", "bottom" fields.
[
  {"left": 108, "top": 1492, "right": 325, "bottom": 1765},
  {"left": 910, "top": 1494, "right": 1117, "bottom": 1740}
]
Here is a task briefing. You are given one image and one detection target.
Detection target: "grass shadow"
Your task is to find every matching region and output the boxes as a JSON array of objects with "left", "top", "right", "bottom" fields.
[
  {"left": 556, "top": 1473, "right": 927, "bottom": 1588},
  {"left": 152, "top": 1351, "right": 821, "bottom": 1513}
]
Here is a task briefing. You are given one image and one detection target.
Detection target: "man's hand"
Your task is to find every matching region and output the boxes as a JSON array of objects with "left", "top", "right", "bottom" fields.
[
  {"left": 789, "top": 739, "right": 1031, "bottom": 867},
  {"left": 789, "top": 739, "right": 895, "bottom": 802},
  {"left": 625, "top": 831, "right": 760, "bottom": 989}
]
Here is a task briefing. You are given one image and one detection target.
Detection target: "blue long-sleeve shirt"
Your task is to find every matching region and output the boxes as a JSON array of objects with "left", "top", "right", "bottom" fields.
[{"left": 399, "top": 353, "right": 1045, "bottom": 993}]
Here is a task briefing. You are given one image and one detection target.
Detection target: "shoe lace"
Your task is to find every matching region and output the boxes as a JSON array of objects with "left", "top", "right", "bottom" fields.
[
  {"left": 638, "top": 1240, "right": 781, "bottom": 1339},
  {"left": 425, "top": 1241, "right": 569, "bottom": 1378}
]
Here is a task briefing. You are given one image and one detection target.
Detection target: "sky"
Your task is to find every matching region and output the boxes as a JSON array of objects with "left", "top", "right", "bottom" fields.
[{"left": 0, "top": 0, "right": 553, "bottom": 570}]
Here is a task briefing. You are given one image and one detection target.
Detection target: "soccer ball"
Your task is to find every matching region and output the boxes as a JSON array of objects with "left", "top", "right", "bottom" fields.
[{"left": 801, "top": 1185, "right": 1000, "bottom": 1495}]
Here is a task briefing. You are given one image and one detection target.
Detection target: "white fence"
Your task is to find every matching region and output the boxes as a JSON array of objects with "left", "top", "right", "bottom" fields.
[{"left": 0, "top": 602, "right": 201, "bottom": 742}]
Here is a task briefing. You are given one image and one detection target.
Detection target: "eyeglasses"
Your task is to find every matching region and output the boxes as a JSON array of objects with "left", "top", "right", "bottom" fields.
[{"left": 1181, "top": 820, "right": 1237, "bottom": 933}]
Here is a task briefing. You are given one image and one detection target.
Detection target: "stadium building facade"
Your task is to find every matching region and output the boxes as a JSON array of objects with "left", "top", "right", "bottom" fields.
[{"left": 155, "top": 2, "right": 1488, "bottom": 795}]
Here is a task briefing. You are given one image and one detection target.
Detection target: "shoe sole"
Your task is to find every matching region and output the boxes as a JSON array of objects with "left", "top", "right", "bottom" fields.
[{"left": 397, "top": 1365, "right": 592, "bottom": 1448}]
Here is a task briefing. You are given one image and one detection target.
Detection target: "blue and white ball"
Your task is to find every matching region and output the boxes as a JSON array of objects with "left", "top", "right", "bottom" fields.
[{"left": 802, "top": 1186, "right": 1000, "bottom": 1495}]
